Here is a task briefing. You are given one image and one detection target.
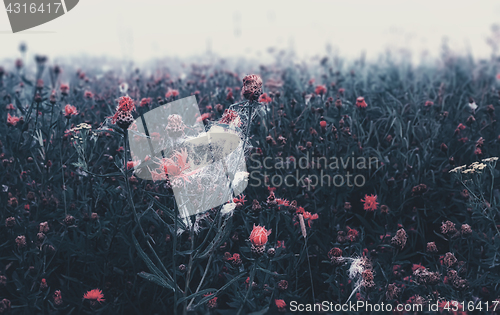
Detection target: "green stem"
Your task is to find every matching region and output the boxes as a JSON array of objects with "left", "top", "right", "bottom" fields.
[{"left": 236, "top": 258, "right": 258, "bottom": 315}]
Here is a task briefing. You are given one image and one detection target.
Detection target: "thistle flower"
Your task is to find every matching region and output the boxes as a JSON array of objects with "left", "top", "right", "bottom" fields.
[
  {"left": 346, "top": 226, "right": 359, "bottom": 242},
  {"left": 111, "top": 96, "right": 135, "bottom": 129},
  {"left": 250, "top": 224, "right": 271, "bottom": 247},
  {"left": 139, "top": 97, "right": 151, "bottom": 107},
  {"left": 250, "top": 224, "right": 271, "bottom": 255},
  {"left": 361, "top": 194, "right": 378, "bottom": 211},
  {"left": 84, "top": 91, "right": 93, "bottom": 99},
  {"left": 7, "top": 113, "right": 20, "bottom": 126},
  {"left": 83, "top": 288, "right": 105, "bottom": 306},
  {"left": 165, "top": 89, "right": 179, "bottom": 99},
  {"left": 356, "top": 96, "right": 367, "bottom": 108},
  {"left": 116, "top": 95, "right": 135, "bottom": 112},
  {"left": 315, "top": 85, "right": 327, "bottom": 95},
  {"left": 219, "top": 109, "right": 242, "bottom": 127},
  {"left": 64, "top": 104, "right": 78, "bottom": 118},
  {"left": 275, "top": 299, "right": 286, "bottom": 312},
  {"left": 258, "top": 93, "right": 272, "bottom": 104}
]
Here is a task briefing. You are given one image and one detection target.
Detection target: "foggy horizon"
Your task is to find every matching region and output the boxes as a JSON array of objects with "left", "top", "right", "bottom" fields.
[{"left": 1, "top": 0, "right": 500, "bottom": 64}]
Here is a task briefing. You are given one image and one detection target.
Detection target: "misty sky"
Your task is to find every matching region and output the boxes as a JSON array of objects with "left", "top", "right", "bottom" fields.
[{"left": 0, "top": 0, "right": 500, "bottom": 64}]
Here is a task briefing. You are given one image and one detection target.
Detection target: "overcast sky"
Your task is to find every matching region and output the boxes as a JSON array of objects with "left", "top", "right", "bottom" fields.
[{"left": 1, "top": 0, "right": 500, "bottom": 64}]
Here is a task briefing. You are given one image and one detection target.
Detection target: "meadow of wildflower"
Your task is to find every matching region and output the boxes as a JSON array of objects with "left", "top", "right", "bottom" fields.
[{"left": 1, "top": 43, "right": 500, "bottom": 315}]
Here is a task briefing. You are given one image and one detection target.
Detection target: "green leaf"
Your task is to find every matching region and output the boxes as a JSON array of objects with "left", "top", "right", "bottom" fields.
[
  {"left": 138, "top": 272, "right": 173, "bottom": 290},
  {"left": 132, "top": 234, "right": 174, "bottom": 291}
]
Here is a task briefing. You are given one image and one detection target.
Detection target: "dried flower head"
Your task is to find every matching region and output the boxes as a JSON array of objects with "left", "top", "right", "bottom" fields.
[
  {"left": 53, "top": 290, "right": 63, "bottom": 305},
  {"left": 413, "top": 267, "right": 440, "bottom": 285},
  {"left": 39, "top": 221, "right": 49, "bottom": 233},
  {"left": 241, "top": 74, "right": 263, "bottom": 101},
  {"left": 380, "top": 205, "right": 389, "bottom": 214},
  {"left": 426, "top": 242, "right": 438, "bottom": 253},
  {"left": 165, "top": 114, "right": 186, "bottom": 137},
  {"left": 461, "top": 224, "right": 472, "bottom": 235},
  {"left": 278, "top": 280, "right": 288, "bottom": 291},
  {"left": 442, "top": 252, "right": 457, "bottom": 268},
  {"left": 411, "top": 184, "right": 427, "bottom": 196},
  {"left": 348, "top": 256, "right": 372, "bottom": 284},
  {"left": 328, "top": 247, "right": 344, "bottom": 266},
  {"left": 386, "top": 283, "right": 401, "bottom": 300},
  {"left": 441, "top": 221, "right": 457, "bottom": 235},
  {"left": 16, "top": 235, "right": 26, "bottom": 248},
  {"left": 64, "top": 215, "right": 75, "bottom": 226},
  {"left": 0, "top": 299, "right": 11, "bottom": 313},
  {"left": 391, "top": 228, "right": 407, "bottom": 249},
  {"left": 5, "top": 217, "right": 15, "bottom": 228},
  {"left": 361, "top": 269, "right": 375, "bottom": 288}
]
